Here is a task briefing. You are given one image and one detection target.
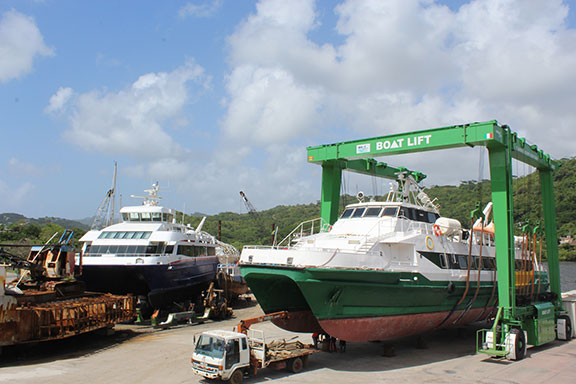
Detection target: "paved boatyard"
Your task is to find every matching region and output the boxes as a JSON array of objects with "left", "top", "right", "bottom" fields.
[{"left": 0, "top": 299, "right": 575, "bottom": 384}]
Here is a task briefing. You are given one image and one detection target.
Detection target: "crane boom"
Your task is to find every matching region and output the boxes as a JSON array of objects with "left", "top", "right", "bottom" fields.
[
  {"left": 239, "top": 191, "right": 258, "bottom": 215},
  {"left": 236, "top": 311, "right": 289, "bottom": 334},
  {"left": 91, "top": 162, "right": 117, "bottom": 230}
]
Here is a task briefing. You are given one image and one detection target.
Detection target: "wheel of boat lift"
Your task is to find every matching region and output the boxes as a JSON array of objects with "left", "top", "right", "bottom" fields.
[
  {"left": 509, "top": 328, "right": 527, "bottom": 361},
  {"left": 289, "top": 357, "right": 304, "bottom": 373},
  {"left": 557, "top": 315, "right": 573, "bottom": 341},
  {"left": 228, "top": 368, "right": 243, "bottom": 384}
]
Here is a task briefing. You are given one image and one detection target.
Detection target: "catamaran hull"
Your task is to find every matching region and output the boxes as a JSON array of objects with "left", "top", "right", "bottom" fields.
[
  {"left": 319, "top": 308, "right": 494, "bottom": 342},
  {"left": 241, "top": 265, "right": 548, "bottom": 341},
  {"left": 79, "top": 261, "right": 217, "bottom": 308}
]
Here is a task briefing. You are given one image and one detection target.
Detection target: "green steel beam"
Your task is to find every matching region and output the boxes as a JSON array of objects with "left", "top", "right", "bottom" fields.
[
  {"left": 488, "top": 128, "right": 516, "bottom": 318},
  {"left": 320, "top": 161, "right": 342, "bottom": 225},
  {"left": 307, "top": 120, "right": 557, "bottom": 171},
  {"left": 540, "top": 169, "right": 562, "bottom": 307}
]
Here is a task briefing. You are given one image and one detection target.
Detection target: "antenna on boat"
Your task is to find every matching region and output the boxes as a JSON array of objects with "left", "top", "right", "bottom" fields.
[{"left": 131, "top": 182, "right": 162, "bottom": 206}]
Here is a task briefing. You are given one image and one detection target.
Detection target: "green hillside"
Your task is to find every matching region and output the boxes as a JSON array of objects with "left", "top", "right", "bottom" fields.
[{"left": 2, "top": 157, "right": 575, "bottom": 260}]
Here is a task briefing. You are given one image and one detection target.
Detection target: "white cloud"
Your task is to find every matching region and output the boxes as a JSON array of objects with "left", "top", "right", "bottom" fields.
[
  {"left": 178, "top": 0, "right": 223, "bottom": 18},
  {"left": 223, "top": 0, "right": 576, "bottom": 174},
  {"left": 9, "top": 158, "right": 43, "bottom": 176},
  {"left": 0, "top": 10, "right": 53, "bottom": 83},
  {"left": 222, "top": 66, "right": 324, "bottom": 145},
  {"left": 56, "top": 61, "right": 208, "bottom": 159},
  {"left": 45, "top": 87, "right": 73, "bottom": 114}
]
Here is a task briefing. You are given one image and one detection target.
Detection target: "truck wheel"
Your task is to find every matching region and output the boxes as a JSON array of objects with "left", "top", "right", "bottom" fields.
[
  {"left": 290, "top": 357, "right": 304, "bottom": 373},
  {"left": 228, "top": 369, "right": 243, "bottom": 384}
]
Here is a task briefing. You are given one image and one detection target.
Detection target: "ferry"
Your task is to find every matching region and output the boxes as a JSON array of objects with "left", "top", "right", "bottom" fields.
[
  {"left": 238, "top": 173, "right": 549, "bottom": 342},
  {"left": 77, "top": 183, "right": 220, "bottom": 310}
]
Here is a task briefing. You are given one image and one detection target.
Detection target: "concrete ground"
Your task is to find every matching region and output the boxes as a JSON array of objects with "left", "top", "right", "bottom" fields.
[{"left": 0, "top": 300, "right": 575, "bottom": 384}]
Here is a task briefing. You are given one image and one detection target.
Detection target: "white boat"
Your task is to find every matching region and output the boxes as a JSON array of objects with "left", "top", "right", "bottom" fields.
[
  {"left": 77, "top": 183, "right": 220, "bottom": 310},
  {"left": 239, "top": 173, "right": 549, "bottom": 341}
]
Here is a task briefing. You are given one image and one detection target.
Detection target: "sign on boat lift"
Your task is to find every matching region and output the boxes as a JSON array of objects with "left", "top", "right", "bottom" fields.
[{"left": 306, "top": 120, "right": 572, "bottom": 360}]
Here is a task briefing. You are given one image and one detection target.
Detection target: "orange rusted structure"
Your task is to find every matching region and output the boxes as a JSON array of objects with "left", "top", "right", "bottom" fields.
[
  {"left": 1, "top": 234, "right": 137, "bottom": 348},
  {"left": 1, "top": 264, "right": 136, "bottom": 347}
]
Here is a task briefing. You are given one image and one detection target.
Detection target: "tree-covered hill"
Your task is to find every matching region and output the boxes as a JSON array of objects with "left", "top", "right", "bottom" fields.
[
  {"left": 2, "top": 157, "right": 576, "bottom": 260},
  {"left": 1, "top": 213, "right": 88, "bottom": 231}
]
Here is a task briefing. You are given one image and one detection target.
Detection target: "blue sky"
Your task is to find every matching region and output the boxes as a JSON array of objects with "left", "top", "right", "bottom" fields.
[{"left": 1, "top": 0, "right": 576, "bottom": 221}]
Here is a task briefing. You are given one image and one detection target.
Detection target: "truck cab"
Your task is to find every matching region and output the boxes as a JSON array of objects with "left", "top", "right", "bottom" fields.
[{"left": 191, "top": 330, "right": 250, "bottom": 382}]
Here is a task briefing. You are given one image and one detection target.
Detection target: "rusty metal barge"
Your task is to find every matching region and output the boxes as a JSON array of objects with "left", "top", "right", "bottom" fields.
[{"left": 0, "top": 232, "right": 136, "bottom": 349}]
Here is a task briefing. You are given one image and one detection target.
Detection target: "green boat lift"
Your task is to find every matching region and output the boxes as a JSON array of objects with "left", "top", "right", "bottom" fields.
[{"left": 306, "top": 120, "right": 572, "bottom": 360}]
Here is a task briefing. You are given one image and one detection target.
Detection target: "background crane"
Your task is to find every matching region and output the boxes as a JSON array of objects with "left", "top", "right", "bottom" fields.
[{"left": 91, "top": 162, "right": 117, "bottom": 230}]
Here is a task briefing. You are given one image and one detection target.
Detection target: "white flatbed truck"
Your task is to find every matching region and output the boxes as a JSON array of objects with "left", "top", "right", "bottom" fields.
[{"left": 191, "top": 311, "right": 318, "bottom": 383}]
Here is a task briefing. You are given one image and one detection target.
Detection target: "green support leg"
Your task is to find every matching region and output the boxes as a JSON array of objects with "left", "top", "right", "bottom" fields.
[
  {"left": 539, "top": 169, "right": 562, "bottom": 306},
  {"left": 320, "top": 160, "right": 343, "bottom": 225},
  {"left": 488, "top": 141, "right": 516, "bottom": 319}
]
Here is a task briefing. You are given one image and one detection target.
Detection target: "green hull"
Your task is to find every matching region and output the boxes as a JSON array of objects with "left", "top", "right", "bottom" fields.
[{"left": 241, "top": 264, "right": 550, "bottom": 341}]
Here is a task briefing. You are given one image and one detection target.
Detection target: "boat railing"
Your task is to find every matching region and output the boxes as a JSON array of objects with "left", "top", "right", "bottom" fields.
[
  {"left": 399, "top": 219, "right": 495, "bottom": 246},
  {"left": 396, "top": 219, "right": 434, "bottom": 235},
  {"left": 276, "top": 218, "right": 332, "bottom": 249}
]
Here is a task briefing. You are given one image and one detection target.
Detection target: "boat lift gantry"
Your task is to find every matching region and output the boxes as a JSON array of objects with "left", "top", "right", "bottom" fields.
[{"left": 306, "top": 120, "right": 570, "bottom": 359}]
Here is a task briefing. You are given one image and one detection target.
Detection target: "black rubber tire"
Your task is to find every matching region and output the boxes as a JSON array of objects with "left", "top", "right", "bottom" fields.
[
  {"left": 510, "top": 328, "right": 526, "bottom": 361},
  {"left": 301, "top": 355, "right": 309, "bottom": 368},
  {"left": 228, "top": 369, "right": 243, "bottom": 384},
  {"left": 559, "top": 315, "right": 573, "bottom": 340},
  {"left": 290, "top": 357, "right": 304, "bottom": 373},
  {"left": 218, "top": 303, "right": 227, "bottom": 320}
]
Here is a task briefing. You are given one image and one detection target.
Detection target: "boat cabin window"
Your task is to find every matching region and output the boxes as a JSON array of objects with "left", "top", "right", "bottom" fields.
[
  {"left": 364, "top": 207, "right": 382, "bottom": 217},
  {"left": 122, "top": 212, "right": 170, "bottom": 222},
  {"left": 414, "top": 210, "right": 428, "bottom": 222},
  {"left": 352, "top": 208, "right": 366, "bottom": 218},
  {"left": 398, "top": 207, "right": 411, "bottom": 220},
  {"left": 85, "top": 244, "right": 138, "bottom": 255},
  {"left": 177, "top": 245, "right": 216, "bottom": 257},
  {"left": 340, "top": 208, "right": 355, "bottom": 219},
  {"left": 398, "top": 207, "right": 438, "bottom": 223},
  {"left": 382, "top": 207, "right": 399, "bottom": 217},
  {"left": 146, "top": 243, "right": 164, "bottom": 254},
  {"left": 164, "top": 245, "right": 174, "bottom": 254},
  {"left": 98, "top": 231, "right": 151, "bottom": 239},
  {"left": 178, "top": 245, "right": 202, "bottom": 257}
]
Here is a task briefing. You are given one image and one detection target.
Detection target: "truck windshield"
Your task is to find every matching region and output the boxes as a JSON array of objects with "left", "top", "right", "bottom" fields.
[{"left": 195, "top": 335, "right": 226, "bottom": 359}]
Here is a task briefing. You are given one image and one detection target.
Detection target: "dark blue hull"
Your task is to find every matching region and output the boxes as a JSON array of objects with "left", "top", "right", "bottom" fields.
[{"left": 78, "top": 257, "right": 218, "bottom": 308}]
